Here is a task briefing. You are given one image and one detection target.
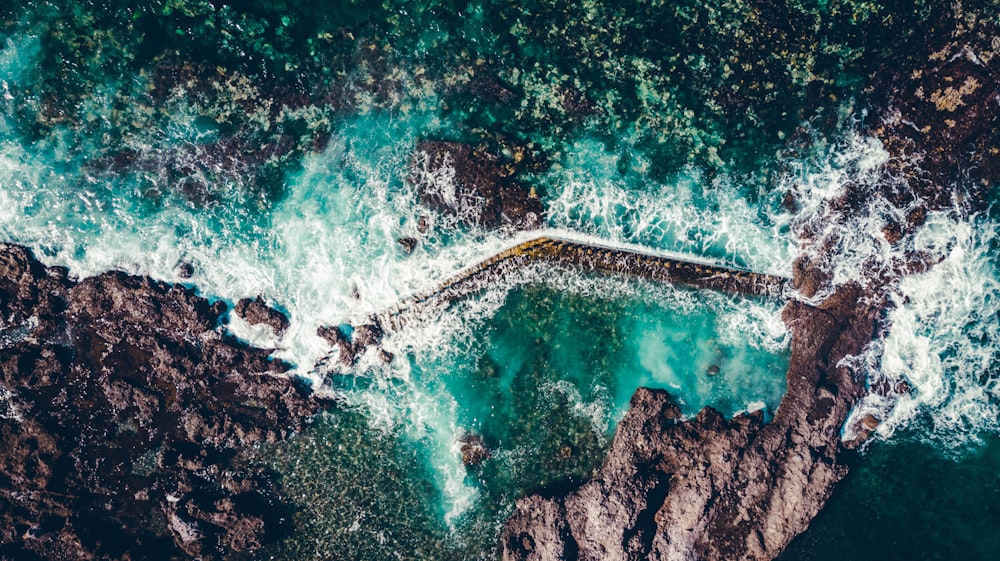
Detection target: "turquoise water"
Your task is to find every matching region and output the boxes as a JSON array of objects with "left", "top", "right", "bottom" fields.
[
  {"left": 264, "top": 280, "right": 787, "bottom": 559},
  {"left": 0, "top": 1, "right": 997, "bottom": 559}
]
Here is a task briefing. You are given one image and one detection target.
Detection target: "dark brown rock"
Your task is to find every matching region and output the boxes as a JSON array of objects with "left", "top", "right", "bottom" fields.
[
  {"left": 235, "top": 295, "right": 290, "bottom": 337},
  {"left": 870, "top": 4, "right": 999, "bottom": 214},
  {"left": 460, "top": 433, "right": 490, "bottom": 467},
  {"left": 398, "top": 237, "right": 418, "bottom": 254},
  {"left": 317, "top": 324, "right": 355, "bottom": 365},
  {"left": 502, "top": 6, "right": 994, "bottom": 558},
  {"left": 411, "top": 140, "right": 544, "bottom": 231},
  {"left": 176, "top": 261, "right": 195, "bottom": 279},
  {"left": 503, "top": 277, "right": 877, "bottom": 561},
  {"left": 0, "top": 244, "right": 329, "bottom": 561},
  {"left": 860, "top": 414, "right": 880, "bottom": 431},
  {"left": 316, "top": 324, "right": 347, "bottom": 347},
  {"left": 316, "top": 321, "right": 384, "bottom": 366},
  {"left": 560, "top": 87, "right": 598, "bottom": 119}
]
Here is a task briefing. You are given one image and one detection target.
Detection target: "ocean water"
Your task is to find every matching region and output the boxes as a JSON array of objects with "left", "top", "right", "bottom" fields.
[{"left": 0, "top": 1, "right": 997, "bottom": 559}]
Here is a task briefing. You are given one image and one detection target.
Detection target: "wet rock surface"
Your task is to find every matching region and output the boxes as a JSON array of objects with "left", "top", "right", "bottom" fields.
[
  {"left": 502, "top": 4, "right": 995, "bottom": 560},
  {"left": 0, "top": 244, "right": 329, "bottom": 561},
  {"left": 235, "top": 295, "right": 290, "bottom": 337},
  {"left": 316, "top": 322, "right": 384, "bottom": 367},
  {"left": 460, "top": 433, "right": 491, "bottom": 467},
  {"left": 0, "top": 2, "right": 995, "bottom": 560},
  {"left": 411, "top": 140, "right": 545, "bottom": 231},
  {"left": 870, "top": 4, "right": 1000, "bottom": 201},
  {"left": 503, "top": 280, "right": 877, "bottom": 561}
]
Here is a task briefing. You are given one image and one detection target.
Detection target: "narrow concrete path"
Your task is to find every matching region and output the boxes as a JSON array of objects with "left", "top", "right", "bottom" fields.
[
  {"left": 316, "top": 234, "right": 789, "bottom": 369},
  {"left": 380, "top": 235, "right": 788, "bottom": 330}
]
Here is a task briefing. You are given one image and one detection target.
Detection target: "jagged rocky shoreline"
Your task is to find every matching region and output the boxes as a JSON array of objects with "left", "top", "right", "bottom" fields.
[
  {"left": 502, "top": 5, "right": 998, "bottom": 560},
  {"left": 0, "top": 2, "right": 996, "bottom": 560},
  {"left": 502, "top": 260, "right": 879, "bottom": 560},
  {"left": 0, "top": 245, "right": 329, "bottom": 560}
]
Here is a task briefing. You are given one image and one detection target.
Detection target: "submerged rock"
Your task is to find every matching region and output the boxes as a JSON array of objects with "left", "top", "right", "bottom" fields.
[
  {"left": 0, "top": 244, "right": 329, "bottom": 561},
  {"left": 460, "top": 433, "right": 490, "bottom": 467}
]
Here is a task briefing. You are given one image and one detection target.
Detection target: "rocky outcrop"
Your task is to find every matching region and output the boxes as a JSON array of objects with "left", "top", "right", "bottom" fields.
[
  {"left": 503, "top": 275, "right": 877, "bottom": 561},
  {"left": 502, "top": 5, "right": 996, "bottom": 560},
  {"left": 870, "top": 3, "right": 1000, "bottom": 203},
  {"left": 0, "top": 244, "right": 329, "bottom": 561},
  {"left": 410, "top": 140, "right": 545, "bottom": 230},
  {"left": 316, "top": 322, "right": 386, "bottom": 367},
  {"left": 235, "top": 295, "right": 290, "bottom": 337}
]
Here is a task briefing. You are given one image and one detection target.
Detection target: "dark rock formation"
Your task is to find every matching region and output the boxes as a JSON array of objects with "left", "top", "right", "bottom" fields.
[
  {"left": 869, "top": 3, "right": 1000, "bottom": 203},
  {"left": 411, "top": 140, "right": 545, "bottom": 231},
  {"left": 88, "top": 134, "right": 300, "bottom": 208},
  {"left": 0, "top": 244, "right": 329, "bottom": 561},
  {"left": 235, "top": 295, "right": 290, "bottom": 337},
  {"left": 460, "top": 433, "right": 490, "bottom": 467},
  {"left": 468, "top": 70, "right": 517, "bottom": 105},
  {"left": 176, "top": 261, "right": 195, "bottom": 279},
  {"left": 560, "top": 87, "right": 599, "bottom": 120},
  {"left": 503, "top": 278, "right": 877, "bottom": 561},
  {"left": 316, "top": 322, "right": 384, "bottom": 367},
  {"left": 397, "top": 237, "right": 419, "bottom": 254},
  {"left": 502, "top": 5, "right": 996, "bottom": 560}
]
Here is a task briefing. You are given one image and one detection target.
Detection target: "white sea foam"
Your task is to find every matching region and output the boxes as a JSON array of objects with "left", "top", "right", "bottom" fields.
[
  {"left": 543, "top": 379, "right": 613, "bottom": 436},
  {"left": 780, "top": 129, "right": 1000, "bottom": 449},
  {"left": 325, "top": 250, "right": 792, "bottom": 521},
  {"left": 846, "top": 213, "right": 1000, "bottom": 448},
  {"left": 545, "top": 138, "right": 795, "bottom": 276},
  {"left": 0, "top": 385, "right": 22, "bottom": 421},
  {"left": 0, "top": 34, "right": 793, "bottom": 523},
  {"left": 781, "top": 133, "right": 904, "bottom": 303}
]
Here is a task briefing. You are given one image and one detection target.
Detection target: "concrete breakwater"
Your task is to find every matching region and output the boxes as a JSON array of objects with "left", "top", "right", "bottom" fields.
[
  {"left": 318, "top": 235, "right": 789, "bottom": 368},
  {"left": 382, "top": 235, "right": 789, "bottom": 328}
]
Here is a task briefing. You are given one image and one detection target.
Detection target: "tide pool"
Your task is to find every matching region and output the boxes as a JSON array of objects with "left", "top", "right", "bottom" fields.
[
  {"left": 0, "top": 53, "right": 793, "bottom": 555},
  {"left": 263, "top": 278, "right": 788, "bottom": 560},
  {"left": 3, "top": 1, "right": 996, "bottom": 559}
]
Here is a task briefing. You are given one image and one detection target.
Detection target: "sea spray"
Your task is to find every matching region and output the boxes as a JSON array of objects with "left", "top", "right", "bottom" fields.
[
  {"left": 0, "top": 25, "right": 796, "bottom": 559},
  {"left": 779, "top": 129, "right": 1000, "bottom": 450},
  {"left": 316, "top": 260, "right": 791, "bottom": 531},
  {"left": 264, "top": 132, "right": 793, "bottom": 558},
  {"left": 782, "top": 132, "right": 897, "bottom": 301},
  {"left": 545, "top": 137, "right": 794, "bottom": 275},
  {"left": 849, "top": 212, "right": 1000, "bottom": 448},
  {"left": 0, "top": 1, "right": 995, "bottom": 559}
]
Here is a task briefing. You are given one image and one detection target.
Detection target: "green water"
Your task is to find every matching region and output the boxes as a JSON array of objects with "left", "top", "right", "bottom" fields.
[
  {"left": 780, "top": 433, "right": 1000, "bottom": 561},
  {"left": 262, "top": 281, "right": 788, "bottom": 559},
  {"left": 0, "top": 0, "right": 997, "bottom": 559}
]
